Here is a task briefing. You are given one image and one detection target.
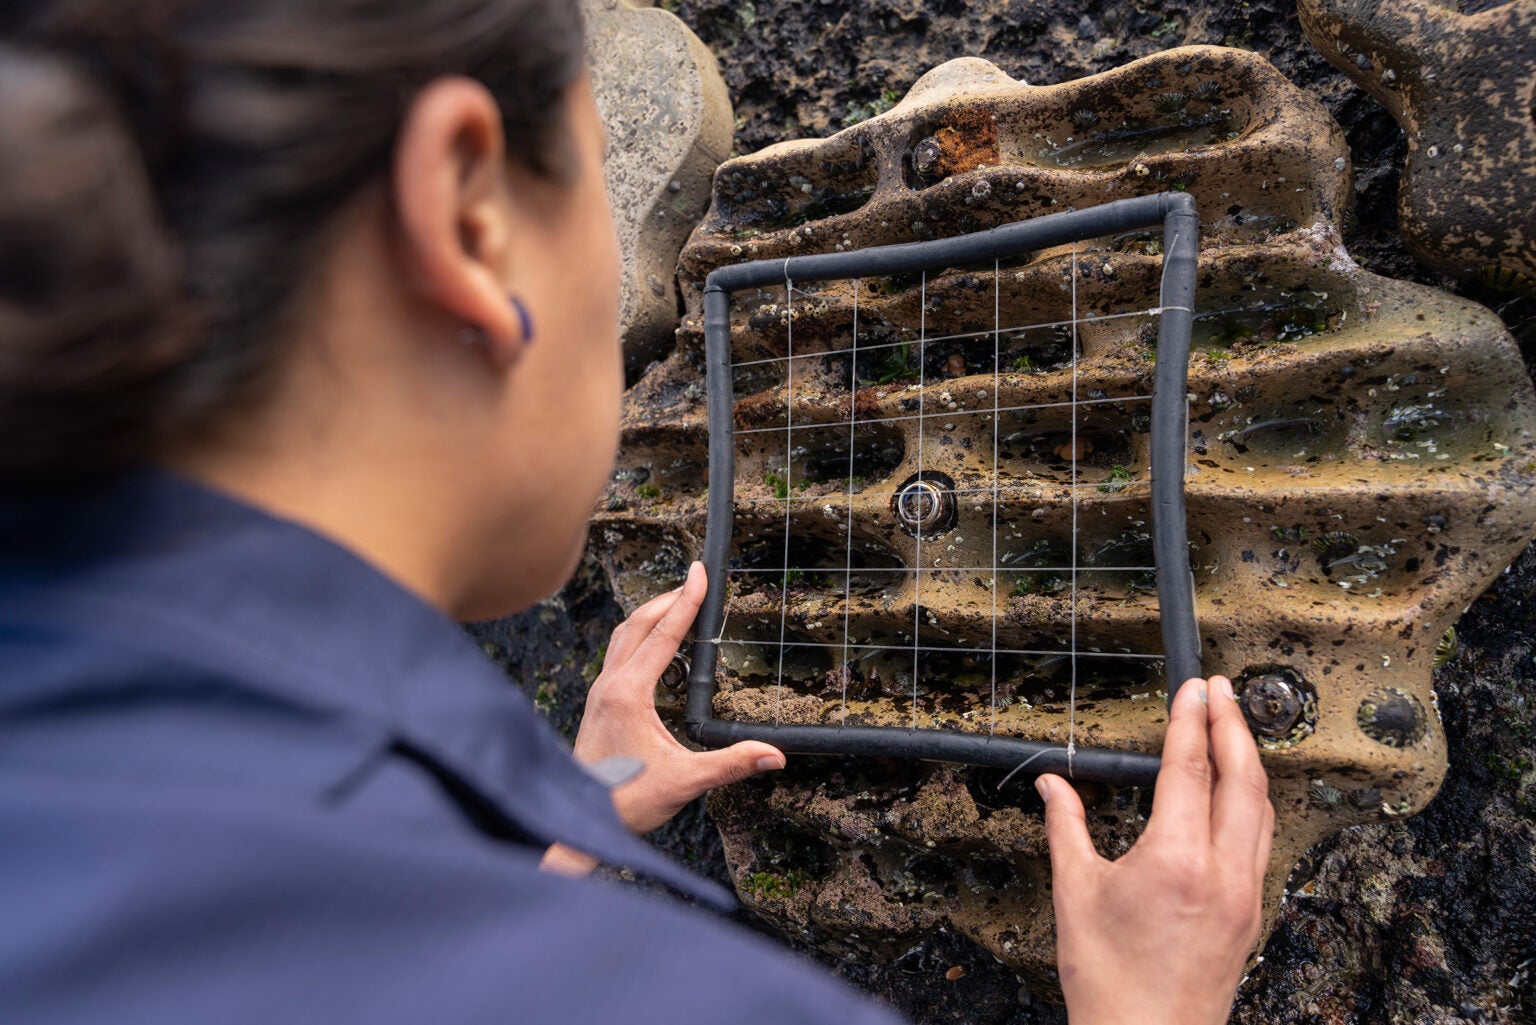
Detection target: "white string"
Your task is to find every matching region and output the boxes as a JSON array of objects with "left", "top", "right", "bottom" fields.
[
  {"left": 990, "top": 258, "right": 1001, "bottom": 735},
  {"left": 728, "top": 565, "right": 1157, "bottom": 575},
  {"left": 1067, "top": 241, "right": 1080, "bottom": 776},
  {"left": 997, "top": 749, "right": 1053, "bottom": 790},
  {"left": 731, "top": 305, "right": 1170, "bottom": 369},
  {"left": 841, "top": 279, "right": 858, "bottom": 727},
  {"left": 721, "top": 234, "right": 1183, "bottom": 754},
  {"left": 733, "top": 393, "right": 1155, "bottom": 437},
  {"left": 707, "top": 637, "right": 1164, "bottom": 660},
  {"left": 912, "top": 270, "right": 926, "bottom": 731},
  {"left": 753, "top": 481, "right": 1146, "bottom": 501},
  {"left": 774, "top": 269, "right": 794, "bottom": 726}
]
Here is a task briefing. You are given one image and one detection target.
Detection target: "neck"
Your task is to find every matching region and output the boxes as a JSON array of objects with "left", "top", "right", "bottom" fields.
[{"left": 168, "top": 422, "right": 468, "bottom": 617}]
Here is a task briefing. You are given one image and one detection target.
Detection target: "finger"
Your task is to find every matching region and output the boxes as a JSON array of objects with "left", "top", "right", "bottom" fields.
[
  {"left": 1038, "top": 774, "right": 1099, "bottom": 885},
  {"left": 1253, "top": 797, "right": 1275, "bottom": 891},
  {"left": 685, "top": 741, "right": 786, "bottom": 795},
  {"left": 625, "top": 562, "right": 708, "bottom": 683},
  {"left": 1145, "top": 677, "right": 1214, "bottom": 846},
  {"left": 604, "top": 585, "right": 685, "bottom": 670},
  {"left": 1206, "top": 675, "right": 1272, "bottom": 872}
]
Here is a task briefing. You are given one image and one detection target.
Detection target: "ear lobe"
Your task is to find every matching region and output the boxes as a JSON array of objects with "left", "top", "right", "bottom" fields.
[{"left": 391, "top": 76, "right": 521, "bottom": 355}]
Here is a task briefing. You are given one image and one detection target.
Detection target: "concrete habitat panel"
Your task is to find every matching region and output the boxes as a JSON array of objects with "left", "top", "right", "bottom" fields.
[{"left": 590, "top": 43, "right": 1536, "bottom": 1000}]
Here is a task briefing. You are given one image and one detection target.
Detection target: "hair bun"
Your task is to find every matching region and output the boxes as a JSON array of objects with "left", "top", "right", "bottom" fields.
[{"left": 0, "top": 42, "right": 196, "bottom": 490}]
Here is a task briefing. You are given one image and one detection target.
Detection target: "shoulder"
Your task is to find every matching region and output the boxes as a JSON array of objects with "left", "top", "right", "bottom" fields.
[{"left": 0, "top": 770, "right": 904, "bottom": 1025}]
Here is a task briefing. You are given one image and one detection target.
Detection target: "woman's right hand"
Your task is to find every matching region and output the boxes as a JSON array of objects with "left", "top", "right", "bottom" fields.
[
  {"left": 570, "top": 562, "right": 784, "bottom": 835},
  {"left": 1037, "top": 674, "right": 1274, "bottom": 1025}
]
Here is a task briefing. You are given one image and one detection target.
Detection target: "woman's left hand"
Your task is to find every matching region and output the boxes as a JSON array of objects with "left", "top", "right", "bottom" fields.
[{"left": 569, "top": 560, "right": 785, "bottom": 836}]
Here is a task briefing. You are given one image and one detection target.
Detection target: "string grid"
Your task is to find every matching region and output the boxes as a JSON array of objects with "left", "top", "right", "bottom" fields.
[
  {"left": 717, "top": 257, "right": 1172, "bottom": 743},
  {"left": 688, "top": 195, "right": 1201, "bottom": 784}
]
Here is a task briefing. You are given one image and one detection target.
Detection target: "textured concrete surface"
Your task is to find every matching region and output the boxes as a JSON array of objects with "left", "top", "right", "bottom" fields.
[
  {"left": 1298, "top": 0, "right": 1536, "bottom": 286},
  {"left": 584, "top": 0, "right": 734, "bottom": 375},
  {"left": 589, "top": 42, "right": 1536, "bottom": 997}
]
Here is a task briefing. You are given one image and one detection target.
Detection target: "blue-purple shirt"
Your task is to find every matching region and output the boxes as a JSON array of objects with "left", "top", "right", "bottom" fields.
[{"left": 0, "top": 471, "right": 903, "bottom": 1025}]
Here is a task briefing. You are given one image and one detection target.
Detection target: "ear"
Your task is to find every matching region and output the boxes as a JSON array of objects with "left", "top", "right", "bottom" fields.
[{"left": 391, "top": 76, "right": 525, "bottom": 367}]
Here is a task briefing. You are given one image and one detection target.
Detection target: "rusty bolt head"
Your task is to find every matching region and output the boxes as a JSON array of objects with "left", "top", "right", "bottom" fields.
[
  {"left": 1238, "top": 672, "right": 1306, "bottom": 737},
  {"left": 893, "top": 476, "right": 956, "bottom": 538},
  {"left": 659, "top": 652, "right": 690, "bottom": 693}
]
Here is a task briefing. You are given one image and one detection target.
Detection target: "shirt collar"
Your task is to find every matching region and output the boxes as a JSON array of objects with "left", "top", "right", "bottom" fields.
[{"left": 0, "top": 469, "right": 732, "bottom": 910}]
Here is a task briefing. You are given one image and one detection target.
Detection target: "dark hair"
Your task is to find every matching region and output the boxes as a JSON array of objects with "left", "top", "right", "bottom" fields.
[{"left": 0, "top": 1, "right": 586, "bottom": 490}]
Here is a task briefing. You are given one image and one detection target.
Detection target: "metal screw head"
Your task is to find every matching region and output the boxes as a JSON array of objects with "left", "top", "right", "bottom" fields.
[
  {"left": 659, "top": 652, "right": 690, "bottom": 693},
  {"left": 1238, "top": 673, "right": 1306, "bottom": 736},
  {"left": 893, "top": 475, "right": 956, "bottom": 538}
]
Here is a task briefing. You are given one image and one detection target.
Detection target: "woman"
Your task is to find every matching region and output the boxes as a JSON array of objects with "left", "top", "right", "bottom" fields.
[{"left": 0, "top": 2, "right": 1274, "bottom": 1023}]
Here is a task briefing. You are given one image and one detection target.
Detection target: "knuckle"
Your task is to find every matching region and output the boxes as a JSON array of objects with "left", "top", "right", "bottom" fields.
[
  {"left": 1157, "top": 859, "right": 1209, "bottom": 902},
  {"left": 1143, "top": 843, "right": 1181, "bottom": 877}
]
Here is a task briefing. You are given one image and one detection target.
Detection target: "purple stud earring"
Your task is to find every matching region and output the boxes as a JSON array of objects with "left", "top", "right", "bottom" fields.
[{"left": 510, "top": 294, "right": 535, "bottom": 345}]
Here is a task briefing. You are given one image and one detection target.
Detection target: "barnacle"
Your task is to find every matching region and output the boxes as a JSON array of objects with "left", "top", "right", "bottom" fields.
[
  {"left": 1477, "top": 263, "right": 1536, "bottom": 300},
  {"left": 1434, "top": 625, "right": 1458, "bottom": 669},
  {"left": 1308, "top": 778, "right": 1344, "bottom": 808},
  {"left": 1311, "top": 531, "right": 1360, "bottom": 566}
]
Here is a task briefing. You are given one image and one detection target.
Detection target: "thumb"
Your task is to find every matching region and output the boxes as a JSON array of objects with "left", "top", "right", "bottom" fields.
[
  {"left": 689, "top": 741, "right": 786, "bottom": 793},
  {"left": 1037, "top": 774, "right": 1098, "bottom": 880}
]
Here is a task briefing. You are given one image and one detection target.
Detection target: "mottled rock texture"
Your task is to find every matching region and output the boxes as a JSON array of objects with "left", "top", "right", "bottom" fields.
[
  {"left": 584, "top": 0, "right": 733, "bottom": 374},
  {"left": 1298, "top": 0, "right": 1536, "bottom": 285},
  {"left": 484, "top": 2, "right": 1536, "bottom": 1021},
  {"left": 594, "top": 39, "right": 1536, "bottom": 998}
]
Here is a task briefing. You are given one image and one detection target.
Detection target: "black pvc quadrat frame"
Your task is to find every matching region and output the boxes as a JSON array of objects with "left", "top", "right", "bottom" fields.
[{"left": 687, "top": 192, "right": 1201, "bottom": 788}]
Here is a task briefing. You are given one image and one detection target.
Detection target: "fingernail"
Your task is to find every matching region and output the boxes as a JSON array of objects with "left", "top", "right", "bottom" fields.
[
  {"left": 756, "top": 755, "right": 785, "bottom": 772},
  {"left": 1198, "top": 685, "right": 1208, "bottom": 705},
  {"left": 1213, "top": 675, "right": 1234, "bottom": 701},
  {"left": 1034, "top": 777, "right": 1051, "bottom": 802}
]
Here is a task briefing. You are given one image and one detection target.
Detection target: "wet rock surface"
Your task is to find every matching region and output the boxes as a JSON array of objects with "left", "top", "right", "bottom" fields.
[
  {"left": 1230, "top": 546, "right": 1536, "bottom": 1025},
  {"left": 482, "top": 3, "right": 1536, "bottom": 1021},
  {"left": 584, "top": 0, "right": 733, "bottom": 375},
  {"left": 601, "top": 37, "right": 1536, "bottom": 1003},
  {"left": 1298, "top": 0, "right": 1536, "bottom": 284}
]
